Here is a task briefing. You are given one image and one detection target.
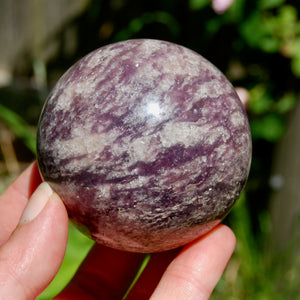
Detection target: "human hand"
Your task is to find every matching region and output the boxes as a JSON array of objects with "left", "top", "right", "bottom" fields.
[
  {"left": 0, "top": 162, "right": 236, "bottom": 300},
  {"left": 0, "top": 162, "right": 68, "bottom": 299}
]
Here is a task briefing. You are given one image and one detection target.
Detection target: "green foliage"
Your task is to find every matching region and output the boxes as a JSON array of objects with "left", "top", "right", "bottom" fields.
[
  {"left": 258, "top": 0, "right": 285, "bottom": 10},
  {"left": 241, "top": 4, "right": 300, "bottom": 77},
  {"left": 213, "top": 193, "right": 272, "bottom": 299},
  {"left": 250, "top": 114, "right": 284, "bottom": 142},
  {"left": 214, "top": 193, "right": 300, "bottom": 300},
  {"left": 189, "top": 0, "right": 210, "bottom": 11},
  {"left": 247, "top": 86, "right": 297, "bottom": 141},
  {"left": 113, "top": 11, "right": 180, "bottom": 41},
  {"left": 0, "top": 104, "right": 36, "bottom": 154}
]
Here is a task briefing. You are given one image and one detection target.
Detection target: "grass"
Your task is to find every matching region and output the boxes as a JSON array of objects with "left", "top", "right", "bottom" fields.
[
  {"left": 213, "top": 193, "right": 300, "bottom": 300},
  {"left": 0, "top": 104, "right": 36, "bottom": 154}
]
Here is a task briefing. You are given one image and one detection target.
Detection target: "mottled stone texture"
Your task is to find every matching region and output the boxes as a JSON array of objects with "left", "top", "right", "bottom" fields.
[{"left": 37, "top": 39, "right": 252, "bottom": 252}]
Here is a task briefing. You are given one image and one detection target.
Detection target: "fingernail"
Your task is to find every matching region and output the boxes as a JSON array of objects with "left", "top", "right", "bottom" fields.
[{"left": 19, "top": 182, "right": 54, "bottom": 225}]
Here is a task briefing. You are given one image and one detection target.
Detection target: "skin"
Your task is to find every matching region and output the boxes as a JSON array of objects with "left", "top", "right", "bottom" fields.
[{"left": 0, "top": 162, "right": 236, "bottom": 299}]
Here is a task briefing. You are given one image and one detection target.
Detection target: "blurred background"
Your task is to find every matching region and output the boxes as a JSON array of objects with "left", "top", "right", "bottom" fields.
[{"left": 0, "top": 0, "right": 299, "bottom": 299}]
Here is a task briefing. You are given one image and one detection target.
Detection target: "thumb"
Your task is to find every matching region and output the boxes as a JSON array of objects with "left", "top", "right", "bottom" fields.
[{"left": 0, "top": 182, "right": 69, "bottom": 300}]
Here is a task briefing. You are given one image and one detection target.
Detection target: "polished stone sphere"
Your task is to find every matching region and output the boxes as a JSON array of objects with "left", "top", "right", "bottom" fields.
[{"left": 37, "top": 39, "right": 252, "bottom": 252}]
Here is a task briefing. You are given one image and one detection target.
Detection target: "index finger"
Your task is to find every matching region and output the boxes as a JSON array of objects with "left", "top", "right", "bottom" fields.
[
  {"left": 0, "top": 161, "right": 42, "bottom": 245},
  {"left": 149, "top": 225, "right": 236, "bottom": 300}
]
